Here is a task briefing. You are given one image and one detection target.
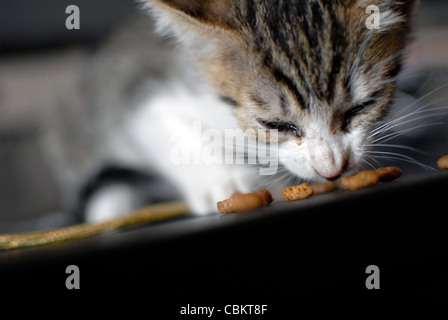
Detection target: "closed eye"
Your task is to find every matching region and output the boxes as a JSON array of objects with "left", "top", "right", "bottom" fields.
[
  {"left": 256, "top": 119, "right": 302, "bottom": 137},
  {"left": 342, "top": 99, "right": 375, "bottom": 131}
]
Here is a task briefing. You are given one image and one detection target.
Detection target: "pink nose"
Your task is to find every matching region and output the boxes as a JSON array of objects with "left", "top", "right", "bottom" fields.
[{"left": 314, "top": 159, "right": 347, "bottom": 180}]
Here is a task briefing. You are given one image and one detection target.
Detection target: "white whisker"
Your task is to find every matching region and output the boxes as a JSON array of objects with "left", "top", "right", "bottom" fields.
[
  {"left": 366, "top": 151, "right": 435, "bottom": 171},
  {"left": 369, "top": 102, "right": 448, "bottom": 139},
  {"left": 372, "top": 122, "right": 447, "bottom": 144},
  {"left": 254, "top": 166, "right": 290, "bottom": 190},
  {"left": 361, "top": 157, "right": 377, "bottom": 170},
  {"left": 365, "top": 143, "right": 428, "bottom": 154}
]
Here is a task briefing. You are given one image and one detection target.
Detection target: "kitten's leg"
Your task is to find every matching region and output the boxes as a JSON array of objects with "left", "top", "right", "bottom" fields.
[
  {"left": 172, "top": 163, "right": 255, "bottom": 215},
  {"left": 116, "top": 85, "right": 259, "bottom": 215},
  {"left": 84, "top": 183, "right": 141, "bottom": 223}
]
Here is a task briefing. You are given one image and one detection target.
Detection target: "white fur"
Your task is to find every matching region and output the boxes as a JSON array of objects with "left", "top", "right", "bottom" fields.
[
  {"left": 280, "top": 124, "right": 349, "bottom": 181},
  {"left": 85, "top": 184, "right": 139, "bottom": 223},
  {"left": 279, "top": 129, "right": 365, "bottom": 181},
  {"left": 351, "top": 74, "right": 371, "bottom": 104},
  {"left": 379, "top": 8, "right": 405, "bottom": 31},
  {"left": 279, "top": 98, "right": 366, "bottom": 181},
  {"left": 106, "top": 76, "right": 257, "bottom": 216}
]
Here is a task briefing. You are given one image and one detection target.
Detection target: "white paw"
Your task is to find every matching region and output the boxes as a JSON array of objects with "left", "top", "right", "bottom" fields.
[
  {"left": 177, "top": 165, "right": 256, "bottom": 215},
  {"left": 84, "top": 183, "right": 140, "bottom": 223}
]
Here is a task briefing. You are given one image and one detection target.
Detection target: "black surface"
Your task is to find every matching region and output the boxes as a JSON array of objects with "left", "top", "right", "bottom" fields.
[
  {"left": 1, "top": 171, "right": 448, "bottom": 313},
  {"left": 1, "top": 0, "right": 448, "bottom": 313}
]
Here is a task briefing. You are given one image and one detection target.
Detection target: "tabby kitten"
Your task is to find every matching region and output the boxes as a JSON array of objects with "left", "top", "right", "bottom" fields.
[{"left": 86, "top": 0, "right": 419, "bottom": 220}]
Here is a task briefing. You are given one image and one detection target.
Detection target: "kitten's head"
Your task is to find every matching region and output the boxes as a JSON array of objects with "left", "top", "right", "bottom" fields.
[{"left": 148, "top": 0, "right": 419, "bottom": 180}]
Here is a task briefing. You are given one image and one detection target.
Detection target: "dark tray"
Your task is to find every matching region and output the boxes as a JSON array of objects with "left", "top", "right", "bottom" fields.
[{"left": 1, "top": 169, "right": 448, "bottom": 307}]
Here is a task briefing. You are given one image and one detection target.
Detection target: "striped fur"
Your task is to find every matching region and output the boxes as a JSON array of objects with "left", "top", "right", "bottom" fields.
[{"left": 146, "top": 0, "right": 419, "bottom": 179}]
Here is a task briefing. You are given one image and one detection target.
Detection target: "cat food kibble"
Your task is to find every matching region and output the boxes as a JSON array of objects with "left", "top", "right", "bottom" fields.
[
  {"left": 283, "top": 183, "right": 314, "bottom": 201},
  {"left": 437, "top": 155, "right": 448, "bottom": 169},
  {"left": 256, "top": 189, "right": 274, "bottom": 206},
  {"left": 374, "top": 166, "right": 402, "bottom": 182},
  {"left": 217, "top": 189, "right": 273, "bottom": 214},
  {"left": 340, "top": 170, "right": 380, "bottom": 190},
  {"left": 310, "top": 181, "right": 338, "bottom": 195}
]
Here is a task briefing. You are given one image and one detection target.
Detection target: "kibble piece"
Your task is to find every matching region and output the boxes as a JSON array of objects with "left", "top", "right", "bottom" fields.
[
  {"left": 375, "top": 166, "right": 402, "bottom": 182},
  {"left": 256, "top": 189, "right": 274, "bottom": 206},
  {"left": 340, "top": 170, "right": 380, "bottom": 191},
  {"left": 217, "top": 193, "right": 262, "bottom": 213},
  {"left": 310, "top": 182, "right": 338, "bottom": 195},
  {"left": 437, "top": 155, "right": 448, "bottom": 169},
  {"left": 217, "top": 189, "right": 273, "bottom": 214},
  {"left": 283, "top": 183, "right": 314, "bottom": 201}
]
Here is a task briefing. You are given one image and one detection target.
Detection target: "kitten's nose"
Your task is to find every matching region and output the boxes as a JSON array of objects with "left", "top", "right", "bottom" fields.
[
  {"left": 313, "top": 158, "right": 347, "bottom": 180},
  {"left": 314, "top": 166, "right": 344, "bottom": 180},
  {"left": 310, "top": 136, "right": 347, "bottom": 180}
]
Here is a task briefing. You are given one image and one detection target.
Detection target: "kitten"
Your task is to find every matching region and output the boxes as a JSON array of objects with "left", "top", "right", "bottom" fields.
[{"left": 80, "top": 0, "right": 420, "bottom": 221}]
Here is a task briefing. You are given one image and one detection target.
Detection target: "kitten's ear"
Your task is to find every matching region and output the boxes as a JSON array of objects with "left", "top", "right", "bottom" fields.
[{"left": 148, "top": 0, "right": 236, "bottom": 30}]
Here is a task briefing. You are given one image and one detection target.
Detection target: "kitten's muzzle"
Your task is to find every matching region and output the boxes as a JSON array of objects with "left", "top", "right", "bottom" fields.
[
  {"left": 314, "top": 161, "right": 347, "bottom": 180},
  {"left": 311, "top": 144, "right": 348, "bottom": 180}
]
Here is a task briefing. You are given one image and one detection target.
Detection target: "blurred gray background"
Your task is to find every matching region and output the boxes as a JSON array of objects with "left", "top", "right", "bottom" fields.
[
  {"left": 0, "top": 0, "right": 448, "bottom": 232},
  {"left": 0, "top": 0, "right": 142, "bottom": 231}
]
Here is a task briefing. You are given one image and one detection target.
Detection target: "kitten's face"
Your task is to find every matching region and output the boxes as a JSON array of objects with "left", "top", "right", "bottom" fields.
[
  {"left": 150, "top": 0, "right": 419, "bottom": 180},
  {"left": 227, "top": 54, "right": 396, "bottom": 180}
]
